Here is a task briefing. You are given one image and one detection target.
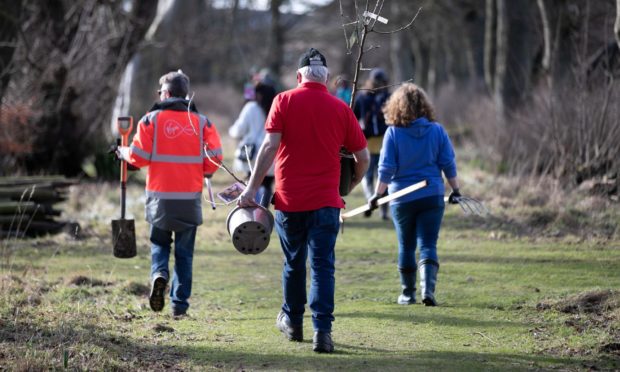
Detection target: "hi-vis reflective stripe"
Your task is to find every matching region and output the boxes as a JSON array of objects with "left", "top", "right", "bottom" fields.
[
  {"left": 150, "top": 110, "right": 204, "bottom": 164},
  {"left": 151, "top": 154, "right": 202, "bottom": 163},
  {"left": 130, "top": 144, "right": 151, "bottom": 160},
  {"left": 146, "top": 190, "right": 201, "bottom": 199}
]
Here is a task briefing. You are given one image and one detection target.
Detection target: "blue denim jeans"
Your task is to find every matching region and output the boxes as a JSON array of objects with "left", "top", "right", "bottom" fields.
[
  {"left": 390, "top": 196, "right": 445, "bottom": 269},
  {"left": 150, "top": 225, "right": 197, "bottom": 313},
  {"left": 275, "top": 207, "right": 340, "bottom": 333}
]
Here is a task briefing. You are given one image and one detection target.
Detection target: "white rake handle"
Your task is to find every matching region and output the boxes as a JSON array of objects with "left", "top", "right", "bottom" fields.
[{"left": 341, "top": 180, "right": 427, "bottom": 220}]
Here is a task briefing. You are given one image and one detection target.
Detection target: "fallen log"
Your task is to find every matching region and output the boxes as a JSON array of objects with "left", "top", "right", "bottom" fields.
[
  {"left": 0, "top": 176, "right": 77, "bottom": 188},
  {"left": 0, "top": 176, "right": 78, "bottom": 238},
  {"left": 1, "top": 220, "right": 68, "bottom": 238},
  {"left": 0, "top": 201, "right": 61, "bottom": 216},
  {"left": 0, "top": 186, "right": 67, "bottom": 202}
]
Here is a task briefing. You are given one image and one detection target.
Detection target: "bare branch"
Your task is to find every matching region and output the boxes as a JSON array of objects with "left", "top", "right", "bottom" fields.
[
  {"left": 368, "top": 0, "right": 385, "bottom": 31},
  {"left": 374, "top": 7, "right": 422, "bottom": 34},
  {"left": 356, "top": 78, "right": 414, "bottom": 92},
  {"left": 363, "top": 45, "right": 380, "bottom": 53},
  {"left": 339, "top": 0, "right": 350, "bottom": 51}
]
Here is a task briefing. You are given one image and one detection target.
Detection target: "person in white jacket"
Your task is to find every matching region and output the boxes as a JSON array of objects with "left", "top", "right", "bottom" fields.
[{"left": 229, "top": 82, "right": 277, "bottom": 207}]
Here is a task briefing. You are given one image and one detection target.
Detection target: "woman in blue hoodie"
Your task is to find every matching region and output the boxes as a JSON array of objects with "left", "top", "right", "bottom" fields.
[{"left": 368, "top": 83, "right": 461, "bottom": 306}]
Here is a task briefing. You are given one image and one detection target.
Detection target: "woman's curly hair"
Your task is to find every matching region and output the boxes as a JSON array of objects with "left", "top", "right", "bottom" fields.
[{"left": 382, "top": 83, "right": 436, "bottom": 126}]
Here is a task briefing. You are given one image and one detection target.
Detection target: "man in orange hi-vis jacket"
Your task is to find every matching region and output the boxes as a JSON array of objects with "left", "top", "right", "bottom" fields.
[{"left": 117, "top": 70, "right": 223, "bottom": 317}]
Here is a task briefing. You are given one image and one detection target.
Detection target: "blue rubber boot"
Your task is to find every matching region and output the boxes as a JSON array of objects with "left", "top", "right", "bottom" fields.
[
  {"left": 419, "top": 259, "right": 439, "bottom": 306},
  {"left": 397, "top": 266, "right": 417, "bottom": 305}
]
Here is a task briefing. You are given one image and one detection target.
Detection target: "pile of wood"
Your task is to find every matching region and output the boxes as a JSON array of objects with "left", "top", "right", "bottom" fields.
[{"left": 0, "top": 176, "right": 78, "bottom": 238}]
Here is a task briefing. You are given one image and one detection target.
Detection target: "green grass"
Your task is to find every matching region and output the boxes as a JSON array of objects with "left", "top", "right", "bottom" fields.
[{"left": 1, "top": 175, "right": 619, "bottom": 371}]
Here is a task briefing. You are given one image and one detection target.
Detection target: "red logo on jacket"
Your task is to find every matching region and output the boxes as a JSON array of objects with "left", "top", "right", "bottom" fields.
[{"left": 164, "top": 120, "right": 196, "bottom": 139}]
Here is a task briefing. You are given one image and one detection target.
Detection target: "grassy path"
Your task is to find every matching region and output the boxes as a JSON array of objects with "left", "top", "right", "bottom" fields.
[{"left": 1, "top": 178, "right": 619, "bottom": 370}]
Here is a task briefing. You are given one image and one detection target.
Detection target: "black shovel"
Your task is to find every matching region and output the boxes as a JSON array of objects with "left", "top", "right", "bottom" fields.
[{"left": 112, "top": 116, "right": 137, "bottom": 258}]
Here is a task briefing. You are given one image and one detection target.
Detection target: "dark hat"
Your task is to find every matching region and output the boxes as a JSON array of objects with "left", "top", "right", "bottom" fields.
[
  {"left": 370, "top": 68, "right": 388, "bottom": 82},
  {"left": 298, "top": 48, "right": 327, "bottom": 68}
]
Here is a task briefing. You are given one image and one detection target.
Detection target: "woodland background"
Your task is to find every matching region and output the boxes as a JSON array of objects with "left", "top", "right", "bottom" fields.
[
  {"left": 0, "top": 0, "right": 619, "bottom": 198},
  {"left": 1, "top": 2, "right": 620, "bottom": 369}
]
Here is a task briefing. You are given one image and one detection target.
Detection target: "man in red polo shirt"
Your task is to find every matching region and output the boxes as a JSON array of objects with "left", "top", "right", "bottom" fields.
[{"left": 238, "top": 48, "right": 369, "bottom": 353}]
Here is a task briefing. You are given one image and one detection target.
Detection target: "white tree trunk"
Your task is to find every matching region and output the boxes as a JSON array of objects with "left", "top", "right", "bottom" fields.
[
  {"left": 615, "top": 0, "right": 620, "bottom": 50},
  {"left": 484, "top": 0, "right": 497, "bottom": 92}
]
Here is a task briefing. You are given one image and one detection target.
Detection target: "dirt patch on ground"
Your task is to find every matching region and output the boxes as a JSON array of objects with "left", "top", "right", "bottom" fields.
[
  {"left": 124, "top": 281, "right": 149, "bottom": 296},
  {"left": 67, "top": 275, "right": 112, "bottom": 287},
  {"left": 536, "top": 290, "right": 620, "bottom": 359},
  {"left": 555, "top": 290, "right": 618, "bottom": 315}
]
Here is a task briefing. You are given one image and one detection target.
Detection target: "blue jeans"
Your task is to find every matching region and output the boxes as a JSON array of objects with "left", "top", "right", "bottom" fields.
[
  {"left": 390, "top": 196, "right": 445, "bottom": 269},
  {"left": 275, "top": 207, "right": 340, "bottom": 332},
  {"left": 150, "top": 225, "right": 197, "bottom": 313}
]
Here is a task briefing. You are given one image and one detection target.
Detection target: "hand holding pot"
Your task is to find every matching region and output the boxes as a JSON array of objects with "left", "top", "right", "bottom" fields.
[{"left": 237, "top": 188, "right": 259, "bottom": 208}]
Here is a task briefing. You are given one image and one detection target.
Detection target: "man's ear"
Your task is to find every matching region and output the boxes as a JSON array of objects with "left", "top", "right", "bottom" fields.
[{"left": 296, "top": 72, "right": 302, "bottom": 84}]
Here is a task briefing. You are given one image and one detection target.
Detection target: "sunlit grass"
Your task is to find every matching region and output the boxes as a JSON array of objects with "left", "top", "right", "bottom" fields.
[{"left": 1, "top": 165, "right": 619, "bottom": 370}]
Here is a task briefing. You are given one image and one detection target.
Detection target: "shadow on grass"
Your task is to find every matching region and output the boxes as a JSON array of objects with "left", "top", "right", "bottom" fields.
[
  {"left": 129, "top": 339, "right": 603, "bottom": 371},
  {"left": 0, "top": 311, "right": 607, "bottom": 371},
  {"left": 337, "top": 310, "right": 523, "bottom": 329}
]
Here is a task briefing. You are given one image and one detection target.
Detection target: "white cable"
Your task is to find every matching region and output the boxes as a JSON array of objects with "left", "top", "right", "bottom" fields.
[
  {"left": 204, "top": 143, "right": 224, "bottom": 170},
  {"left": 244, "top": 144, "right": 253, "bottom": 173},
  {"left": 204, "top": 143, "right": 247, "bottom": 186},
  {"left": 186, "top": 91, "right": 198, "bottom": 135}
]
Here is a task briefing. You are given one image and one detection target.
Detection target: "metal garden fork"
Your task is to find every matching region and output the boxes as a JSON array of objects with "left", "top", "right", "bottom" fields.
[{"left": 446, "top": 195, "right": 489, "bottom": 216}]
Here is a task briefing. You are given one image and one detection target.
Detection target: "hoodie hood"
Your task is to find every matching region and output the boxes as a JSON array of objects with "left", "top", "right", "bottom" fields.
[
  {"left": 404, "top": 117, "right": 434, "bottom": 138},
  {"left": 148, "top": 97, "right": 199, "bottom": 113}
]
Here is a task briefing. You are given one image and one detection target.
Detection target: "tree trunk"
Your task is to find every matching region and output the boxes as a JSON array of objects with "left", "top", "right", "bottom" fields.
[
  {"left": 0, "top": 0, "right": 23, "bottom": 101},
  {"left": 225, "top": 0, "right": 240, "bottom": 80},
  {"left": 409, "top": 35, "right": 430, "bottom": 89},
  {"left": 427, "top": 19, "right": 440, "bottom": 96},
  {"left": 535, "top": 0, "right": 578, "bottom": 84},
  {"left": 494, "top": 0, "right": 538, "bottom": 117},
  {"left": 8, "top": 0, "right": 159, "bottom": 176},
  {"left": 268, "top": 0, "right": 284, "bottom": 79},
  {"left": 388, "top": 1, "right": 415, "bottom": 85},
  {"left": 484, "top": 0, "right": 497, "bottom": 93},
  {"left": 390, "top": 30, "right": 415, "bottom": 84},
  {"left": 615, "top": 0, "right": 620, "bottom": 50},
  {"left": 537, "top": 0, "right": 552, "bottom": 74}
]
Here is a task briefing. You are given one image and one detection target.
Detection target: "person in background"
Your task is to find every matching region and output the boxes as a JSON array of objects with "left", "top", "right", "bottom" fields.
[
  {"left": 354, "top": 68, "right": 390, "bottom": 220},
  {"left": 368, "top": 83, "right": 461, "bottom": 307},
  {"left": 116, "top": 71, "right": 223, "bottom": 317},
  {"left": 229, "top": 82, "right": 277, "bottom": 208},
  {"left": 237, "top": 48, "right": 369, "bottom": 353},
  {"left": 333, "top": 75, "right": 352, "bottom": 105}
]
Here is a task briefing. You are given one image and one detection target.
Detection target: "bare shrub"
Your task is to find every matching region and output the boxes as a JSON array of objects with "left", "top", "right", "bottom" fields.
[
  {"left": 0, "top": 103, "right": 35, "bottom": 175},
  {"left": 433, "top": 82, "right": 503, "bottom": 170},
  {"left": 500, "top": 80, "right": 620, "bottom": 186},
  {"left": 454, "top": 77, "right": 620, "bottom": 195}
]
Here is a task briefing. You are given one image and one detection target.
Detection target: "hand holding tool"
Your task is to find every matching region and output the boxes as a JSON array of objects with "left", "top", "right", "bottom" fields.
[
  {"left": 448, "top": 189, "right": 462, "bottom": 204},
  {"left": 111, "top": 116, "right": 137, "bottom": 258},
  {"left": 341, "top": 180, "right": 427, "bottom": 220},
  {"left": 444, "top": 194, "right": 489, "bottom": 216}
]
